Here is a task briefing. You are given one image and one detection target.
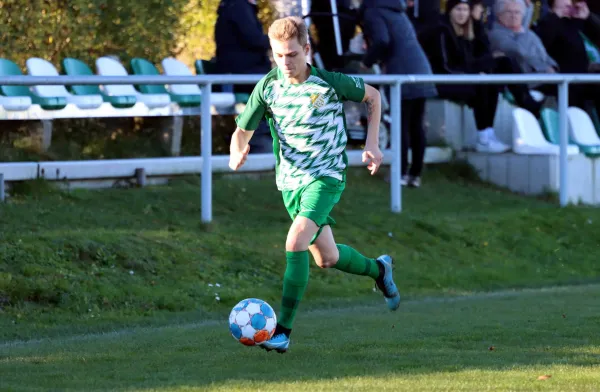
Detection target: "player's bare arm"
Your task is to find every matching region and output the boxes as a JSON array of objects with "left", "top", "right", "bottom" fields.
[
  {"left": 362, "top": 84, "right": 383, "bottom": 175},
  {"left": 229, "top": 127, "right": 254, "bottom": 171}
]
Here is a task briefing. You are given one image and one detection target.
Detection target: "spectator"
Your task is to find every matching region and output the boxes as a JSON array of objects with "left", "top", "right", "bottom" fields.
[
  {"left": 534, "top": 0, "right": 600, "bottom": 110},
  {"left": 360, "top": 0, "right": 438, "bottom": 188},
  {"left": 534, "top": 0, "right": 598, "bottom": 74},
  {"left": 471, "top": 0, "right": 486, "bottom": 23},
  {"left": 419, "top": 0, "right": 543, "bottom": 153},
  {"left": 215, "top": 0, "right": 272, "bottom": 153},
  {"left": 488, "top": 0, "right": 558, "bottom": 77}
]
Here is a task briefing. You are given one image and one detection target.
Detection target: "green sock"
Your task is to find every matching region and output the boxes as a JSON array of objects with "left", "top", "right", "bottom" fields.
[
  {"left": 334, "top": 244, "right": 381, "bottom": 280},
  {"left": 278, "top": 251, "right": 310, "bottom": 330}
]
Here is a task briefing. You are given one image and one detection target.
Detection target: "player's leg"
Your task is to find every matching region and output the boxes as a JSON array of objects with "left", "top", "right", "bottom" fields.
[
  {"left": 309, "top": 225, "right": 400, "bottom": 311},
  {"left": 260, "top": 215, "right": 319, "bottom": 353}
]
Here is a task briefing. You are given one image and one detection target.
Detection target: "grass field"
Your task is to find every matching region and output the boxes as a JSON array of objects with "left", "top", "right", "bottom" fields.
[
  {"left": 1, "top": 284, "right": 599, "bottom": 391},
  {"left": 1, "top": 164, "right": 600, "bottom": 390}
]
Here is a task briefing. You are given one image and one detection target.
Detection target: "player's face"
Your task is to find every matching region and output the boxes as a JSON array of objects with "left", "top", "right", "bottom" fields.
[{"left": 270, "top": 38, "right": 309, "bottom": 80}]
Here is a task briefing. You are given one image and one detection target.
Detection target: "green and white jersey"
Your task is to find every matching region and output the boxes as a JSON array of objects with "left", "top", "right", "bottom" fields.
[{"left": 235, "top": 65, "right": 366, "bottom": 191}]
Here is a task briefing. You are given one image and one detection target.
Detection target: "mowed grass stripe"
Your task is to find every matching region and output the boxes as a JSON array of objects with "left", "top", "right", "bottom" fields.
[{"left": 1, "top": 284, "right": 598, "bottom": 391}]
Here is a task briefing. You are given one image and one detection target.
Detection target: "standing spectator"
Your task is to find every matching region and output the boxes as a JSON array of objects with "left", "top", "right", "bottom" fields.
[
  {"left": 215, "top": 0, "right": 272, "bottom": 153},
  {"left": 359, "top": 0, "right": 438, "bottom": 188},
  {"left": 419, "top": 0, "right": 543, "bottom": 153},
  {"left": 488, "top": 0, "right": 558, "bottom": 77}
]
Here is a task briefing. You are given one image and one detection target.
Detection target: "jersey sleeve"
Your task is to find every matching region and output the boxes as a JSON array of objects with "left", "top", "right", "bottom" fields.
[
  {"left": 235, "top": 78, "right": 268, "bottom": 131},
  {"left": 327, "top": 72, "right": 366, "bottom": 103}
]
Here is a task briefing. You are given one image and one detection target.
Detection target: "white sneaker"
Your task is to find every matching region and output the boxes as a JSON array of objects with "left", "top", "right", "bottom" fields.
[{"left": 475, "top": 128, "right": 510, "bottom": 153}]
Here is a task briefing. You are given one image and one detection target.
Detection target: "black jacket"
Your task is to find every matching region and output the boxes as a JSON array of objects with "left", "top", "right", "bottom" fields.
[
  {"left": 359, "top": 0, "right": 438, "bottom": 100},
  {"left": 534, "top": 13, "right": 594, "bottom": 73},
  {"left": 214, "top": 0, "right": 271, "bottom": 74},
  {"left": 419, "top": 15, "right": 495, "bottom": 75}
]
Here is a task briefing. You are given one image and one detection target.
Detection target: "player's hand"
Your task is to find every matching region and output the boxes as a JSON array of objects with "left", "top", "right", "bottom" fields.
[
  {"left": 229, "top": 145, "right": 250, "bottom": 171},
  {"left": 362, "top": 144, "right": 383, "bottom": 175}
]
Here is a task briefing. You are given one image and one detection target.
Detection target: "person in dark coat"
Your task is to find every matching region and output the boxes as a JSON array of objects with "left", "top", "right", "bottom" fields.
[
  {"left": 359, "top": 0, "right": 438, "bottom": 188},
  {"left": 215, "top": 0, "right": 271, "bottom": 76},
  {"left": 419, "top": 0, "right": 543, "bottom": 153},
  {"left": 215, "top": 0, "right": 272, "bottom": 153},
  {"left": 534, "top": 0, "right": 600, "bottom": 113}
]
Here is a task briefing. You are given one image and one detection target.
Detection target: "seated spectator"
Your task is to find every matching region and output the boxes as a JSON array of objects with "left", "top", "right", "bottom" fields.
[
  {"left": 419, "top": 0, "right": 543, "bottom": 153},
  {"left": 534, "top": 0, "right": 599, "bottom": 73},
  {"left": 215, "top": 0, "right": 272, "bottom": 153},
  {"left": 471, "top": 0, "right": 487, "bottom": 23},
  {"left": 488, "top": 0, "right": 558, "bottom": 77},
  {"left": 534, "top": 0, "right": 600, "bottom": 110}
]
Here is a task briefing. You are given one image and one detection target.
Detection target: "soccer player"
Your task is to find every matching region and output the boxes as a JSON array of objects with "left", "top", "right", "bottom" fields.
[{"left": 229, "top": 16, "right": 400, "bottom": 353}]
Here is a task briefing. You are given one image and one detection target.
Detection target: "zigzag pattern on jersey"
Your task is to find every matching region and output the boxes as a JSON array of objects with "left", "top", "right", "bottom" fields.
[{"left": 264, "top": 76, "right": 348, "bottom": 190}]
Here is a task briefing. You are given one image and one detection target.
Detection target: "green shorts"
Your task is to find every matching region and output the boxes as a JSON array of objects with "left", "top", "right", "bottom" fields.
[{"left": 282, "top": 176, "right": 346, "bottom": 244}]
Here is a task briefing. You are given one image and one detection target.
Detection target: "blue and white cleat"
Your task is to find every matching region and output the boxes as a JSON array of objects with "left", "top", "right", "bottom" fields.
[
  {"left": 375, "top": 255, "right": 401, "bottom": 311},
  {"left": 259, "top": 333, "right": 290, "bottom": 353}
]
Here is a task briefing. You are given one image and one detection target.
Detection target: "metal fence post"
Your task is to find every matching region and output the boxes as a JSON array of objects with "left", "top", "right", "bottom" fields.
[
  {"left": 390, "top": 81, "right": 402, "bottom": 213},
  {"left": 201, "top": 83, "right": 213, "bottom": 223},
  {"left": 0, "top": 173, "right": 5, "bottom": 202},
  {"left": 558, "top": 81, "right": 569, "bottom": 207}
]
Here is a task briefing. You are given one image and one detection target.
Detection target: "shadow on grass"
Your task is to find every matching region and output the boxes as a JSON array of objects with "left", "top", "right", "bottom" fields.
[{"left": 1, "top": 285, "right": 599, "bottom": 390}]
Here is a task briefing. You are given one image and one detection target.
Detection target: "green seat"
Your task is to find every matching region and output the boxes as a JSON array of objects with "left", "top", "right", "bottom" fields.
[
  {"left": 540, "top": 108, "right": 600, "bottom": 156},
  {"left": 0, "top": 58, "right": 66, "bottom": 110},
  {"left": 195, "top": 59, "right": 248, "bottom": 104},
  {"left": 580, "top": 33, "right": 600, "bottom": 63},
  {"left": 502, "top": 89, "right": 516, "bottom": 105},
  {"left": 132, "top": 58, "right": 200, "bottom": 107},
  {"left": 62, "top": 58, "right": 136, "bottom": 108}
]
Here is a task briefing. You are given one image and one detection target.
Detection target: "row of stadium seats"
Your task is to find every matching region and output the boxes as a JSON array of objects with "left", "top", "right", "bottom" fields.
[
  {"left": 0, "top": 57, "right": 242, "bottom": 112},
  {"left": 511, "top": 106, "right": 600, "bottom": 156},
  {"left": 2, "top": 55, "right": 600, "bottom": 158}
]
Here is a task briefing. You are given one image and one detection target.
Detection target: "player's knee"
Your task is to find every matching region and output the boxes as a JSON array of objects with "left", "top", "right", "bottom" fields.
[
  {"left": 314, "top": 249, "right": 339, "bottom": 269},
  {"left": 285, "top": 235, "right": 310, "bottom": 252}
]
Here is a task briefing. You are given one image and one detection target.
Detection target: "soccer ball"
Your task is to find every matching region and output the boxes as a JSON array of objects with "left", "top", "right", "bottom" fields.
[{"left": 229, "top": 298, "right": 277, "bottom": 346}]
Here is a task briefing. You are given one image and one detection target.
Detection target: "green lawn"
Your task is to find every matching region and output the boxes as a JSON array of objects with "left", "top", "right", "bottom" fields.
[
  {"left": 1, "top": 284, "right": 598, "bottom": 391},
  {"left": 1, "top": 165, "right": 600, "bottom": 344}
]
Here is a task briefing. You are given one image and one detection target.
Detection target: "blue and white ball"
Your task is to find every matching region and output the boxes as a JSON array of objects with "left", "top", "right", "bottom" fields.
[{"left": 229, "top": 298, "right": 277, "bottom": 346}]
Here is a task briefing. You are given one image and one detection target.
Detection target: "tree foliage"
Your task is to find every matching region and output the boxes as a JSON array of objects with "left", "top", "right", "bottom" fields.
[{"left": 0, "top": 0, "right": 277, "bottom": 70}]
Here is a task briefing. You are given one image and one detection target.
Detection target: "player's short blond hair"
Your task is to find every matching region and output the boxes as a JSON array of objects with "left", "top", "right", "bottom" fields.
[{"left": 268, "top": 16, "right": 308, "bottom": 47}]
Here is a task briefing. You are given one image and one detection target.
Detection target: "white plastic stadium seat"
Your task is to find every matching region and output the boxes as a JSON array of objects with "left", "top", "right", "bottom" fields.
[
  {"left": 26, "top": 57, "right": 103, "bottom": 109},
  {"left": 161, "top": 57, "right": 236, "bottom": 107},
  {"left": 512, "top": 108, "right": 579, "bottom": 155},
  {"left": 494, "top": 90, "right": 546, "bottom": 147},
  {"left": 96, "top": 57, "right": 171, "bottom": 109},
  {"left": 0, "top": 95, "right": 32, "bottom": 111},
  {"left": 568, "top": 107, "right": 600, "bottom": 146}
]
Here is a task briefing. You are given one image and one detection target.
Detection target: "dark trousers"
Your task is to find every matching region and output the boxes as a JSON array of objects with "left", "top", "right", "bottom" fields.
[
  {"left": 538, "top": 82, "right": 600, "bottom": 116},
  {"left": 437, "top": 56, "right": 541, "bottom": 130},
  {"left": 402, "top": 98, "right": 427, "bottom": 177}
]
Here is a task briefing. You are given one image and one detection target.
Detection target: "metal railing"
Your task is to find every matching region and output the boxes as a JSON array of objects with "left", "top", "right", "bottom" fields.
[{"left": 1, "top": 73, "right": 598, "bottom": 222}]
